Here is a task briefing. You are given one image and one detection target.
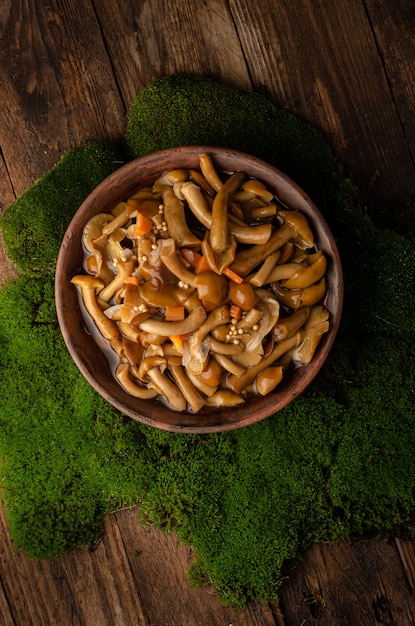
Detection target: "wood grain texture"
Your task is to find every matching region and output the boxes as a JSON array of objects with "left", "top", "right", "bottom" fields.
[
  {"left": 93, "top": 0, "right": 253, "bottom": 107},
  {"left": 1, "top": 0, "right": 415, "bottom": 624},
  {"left": 0, "top": 0, "right": 125, "bottom": 196},
  {"left": 0, "top": 153, "right": 17, "bottom": 283},
  {"left": 275, "top": 537, "right": 415, "bottom": 625},
  {"left": 0, "top": 505, "right": 279, "bottom": 626},
  {"left": 228, "top": 0, "right": 415, "bottom": 204}
]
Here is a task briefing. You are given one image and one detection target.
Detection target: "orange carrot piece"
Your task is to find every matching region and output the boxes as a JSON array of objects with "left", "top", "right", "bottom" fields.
[
  {"left": 229, "top": 304, "right": 242, "bottom": 321},
  {"left": 223, "top": 266, "right": 244, "bottom": 283},
  {"left": 165, "top": 305, "right": 185, "bottom": 321},
  {"left": 169, "top": 333, "right": 188, "bottom": 352},
  {"left": 134, "top": 212, "right": 153, "bottom": 236},
  {"left": 195, "top": 255, "right": 211, "bottom": 274}
]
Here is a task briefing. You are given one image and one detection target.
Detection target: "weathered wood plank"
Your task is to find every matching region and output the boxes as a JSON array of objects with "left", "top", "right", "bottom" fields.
[
  {"left": 0, "top": 505, "right": 278, "bottom": 626},
  {"left": 1, "top": 1, "right": 415, "bottom": 624},
  {"left": 228, "top": 0, "right": 415, "bottom": 205},
  {"left": 275, "top": 538, "right": 415, "bottom": 625},
  {"left": 364, "top": 0, "right": 415, "bottom": 170},
  {"left": 0, "top": 153, "right": 17, "bottom": 283},
  {"left": 114, "top": 507, "right": 277, "bottom": 626},
  {"left": 93, "top": 0, "right": 252, "bottom": 108},
  {"left": 0, "top": 506, "right": 147, "bottom": 626},
  {"left": 0, "top": 0, "right": 125, "bottom": 197}
]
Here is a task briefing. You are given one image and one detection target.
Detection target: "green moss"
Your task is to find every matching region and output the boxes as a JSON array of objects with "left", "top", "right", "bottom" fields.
[
  {"left": 125, "top": 73, "right": 342, "bottom": 215},
  {"left": 0, "top": 74, "right": 414, "bottom": 606},
  {"left": 0, "top": 141, "right": 126, "bottom": 277}
]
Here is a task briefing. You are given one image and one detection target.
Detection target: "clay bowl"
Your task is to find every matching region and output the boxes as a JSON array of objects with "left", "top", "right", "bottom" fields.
[{"left": 55, "top": 146, "right": 343, "bottom": 433}]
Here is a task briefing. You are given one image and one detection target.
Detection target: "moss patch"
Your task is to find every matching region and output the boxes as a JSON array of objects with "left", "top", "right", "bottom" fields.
[{"left": 0, "top": 74, "right": 414, "bottom": 607}]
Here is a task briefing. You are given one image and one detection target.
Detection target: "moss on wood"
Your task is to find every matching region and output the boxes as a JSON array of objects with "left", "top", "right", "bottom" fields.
[{"left": 0, "top": 74, "right": 414, "bottom": 607}]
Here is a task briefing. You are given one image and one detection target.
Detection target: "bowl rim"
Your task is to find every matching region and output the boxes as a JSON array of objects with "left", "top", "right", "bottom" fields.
[{"left": 55, "top": 145, "right": 343, "bottom": 433}]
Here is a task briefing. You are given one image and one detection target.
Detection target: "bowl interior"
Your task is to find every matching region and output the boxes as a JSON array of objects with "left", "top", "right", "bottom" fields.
[{"left": 55, "top": 146, "right": 343, "bottom": 433}]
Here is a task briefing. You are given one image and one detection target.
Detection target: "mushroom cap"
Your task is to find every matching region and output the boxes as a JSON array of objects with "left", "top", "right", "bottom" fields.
[
  {"left": 82, "top": 213, "right": 113, "bottom": 253},
  {"left": 71, "top": 275, "right": 104, "bottom": 290},
  {"left": 279, "top": 209, "right": 314, "bottom": 249},
  {"left": 137, "top": 356, "right": 167, "bottom": 382}
]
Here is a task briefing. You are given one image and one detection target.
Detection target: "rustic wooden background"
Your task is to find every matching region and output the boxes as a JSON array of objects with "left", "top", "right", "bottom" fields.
[{"left": 1, "top": 1, "right": 415, "bottom": 624}]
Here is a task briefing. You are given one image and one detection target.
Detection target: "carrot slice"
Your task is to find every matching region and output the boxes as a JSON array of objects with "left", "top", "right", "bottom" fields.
[
  {"left": 223, "top": 266, "right": 244, "bottom": 283},
  {"left": 165, "top": 305, "right": 185, "bottom": 321},
  {"left": 229, "top": 304, "right": 242, "bottom": 321},
  {"left": 195, "top": 255, "right": 211, "bottom": 274},
  {"left": 134, "top": 212, "right": 153, "bottom": 236},
  {"left": 169, "top": 333, "right": 188, "bottom": 352}
]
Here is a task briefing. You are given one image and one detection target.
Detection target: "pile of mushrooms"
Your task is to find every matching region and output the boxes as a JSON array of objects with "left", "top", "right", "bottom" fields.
[{"left": 71, "top": 153, "right": 330, "bottom": 412}]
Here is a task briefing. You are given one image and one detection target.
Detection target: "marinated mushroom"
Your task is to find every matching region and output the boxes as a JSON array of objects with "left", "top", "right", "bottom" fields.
[
  {"left": 289, "top": 304, "right": 329, "bottom": 364},
  {"left": 159, "top": 238, "right": 198, "bottom": 286},
  {"left": 227, "top": 332, "right": 302, "bottom": 394},
  {"left": 206, "top": 390, "right": 245, "bottom": 407},
  {"left": 186, "top": 304, "right": 230, "bottom": 374},
  {"left": 272, "top": 277, "right": 327, "bottom": 309},
  {"left": 138, "top": 305, "right": 207, "bottom": 336},
  {"left": 162, "top": 185, "right": 201, "bottom": 248},
  {"left": 169, "top": 364, "right": 206, "bottom": 413},
  {"left": 73, "top": 153, "right": 332, "bottom": 412},
  {"left": 116, "top": 363, "right": 158, "bottom": 399},
  {"left": 99, "top": 258, "right": 136, "bottom": 302},
  {"left": 282, "top": 251, "right": 327, "bottom": 289},
  {"left": 255, "top": 365, "right": 284, "bottom": 395},
  {"left": 71, "top": 275, "right": 120, "bottom": 341}
]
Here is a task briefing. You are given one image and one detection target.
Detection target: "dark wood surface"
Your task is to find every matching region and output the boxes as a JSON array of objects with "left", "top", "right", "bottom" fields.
[{"left": 1, "top": 1, "right": 415, "bottom": 624}]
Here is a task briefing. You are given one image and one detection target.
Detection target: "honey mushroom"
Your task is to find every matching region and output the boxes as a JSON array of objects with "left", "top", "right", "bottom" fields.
[
  {"left": 185, "top": 304, "right": 231, "bottom": 375},
  {"left": 138, "top": 305, "right": 207, "bottom": 337},
  {"left": 161, "top": 185, "right": 201, "bottom": 248},
  {"left": 227, "top": 332, "right": 303, "bottom": 395},
  {"left": 168, "top": 363, "right": 206, "bottom": 413},
  {"left": 115, "top": 363, "right": 158, "bottom": 399},
  {"left": 288, "top": 304, "right": 330, "bottom": 364},
  {"left": 82, "top": 214, "right": 114, "bottom": 283},
  {"left": 74, "top": 154, "right": 331, "bottom": 412},
  {"left": 271, "top": 277, "right": 327, "bottom": 310},
  {"left": 230, "top": 209, "right": 315, "bottom": 277},
  {"left": 136, "top": 356, "right": 187, "bottom": 411},
  {"left": 179, "top": 180, "right": 272, "bottom": 246},
  {"left": 71, "top": 275, "right": 120, "bottom": 341},
  {"left": 159, "top": 238, "right": 198, "bottom": 286},
  {"left": 206, "top": 389, "right": 245, "bottom": 407}
]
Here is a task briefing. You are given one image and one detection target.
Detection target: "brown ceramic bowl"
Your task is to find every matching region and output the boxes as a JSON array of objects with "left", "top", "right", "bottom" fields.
[{"left": 55, "top": 146, "right": 343, "bottom": 433}]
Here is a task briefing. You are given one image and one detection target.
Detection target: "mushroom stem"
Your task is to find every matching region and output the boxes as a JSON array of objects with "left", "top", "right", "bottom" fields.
[
  {"left": 230, "top": 222, "right": 296, "bottom": 276},
  {"left": 116, "top": 363, "right": 159, "bottom": 399},
  {"left": 147, "top": 367, "right": 187, "bottom": 411},
  {"left": 162, "top": 186, "right": 201, "bottom": 247},
  {"left": 159, "top": 238, "right": 198, "bottom": 287},
  {"left": 180, "top": 181, "right": 272, "bottom": 245},
  {"left": 99, "top": 258, "right": 136, "bottom": 302},
  {"left": 71, "top": 275, "right": 120, "bottom": 341},
  {"left": 273, "top": 307, "right": 311, "bottom": 341},
  {"left": 205, "top": 335, "right": 244, "bottom": 355},
  {"left": 199, "top": 153, "right": 223, "bottom": 191},
  {"left": 227, "top": 332, "right": 302, "bottom": 394},
  {"left": 169, "top": 364, "right": 206, "bottom": 413},
  {"left": 210, "top": 188, "right": 229, "bottom": 254},
  {"left": 282, "top": 251, "right": 327, "bottom": 289},
  {"left": 139, "top": 305, "right": 207, "bottom": 336},
  {"left": 186, "top": 305, "right": 230, "bottom": 374}
]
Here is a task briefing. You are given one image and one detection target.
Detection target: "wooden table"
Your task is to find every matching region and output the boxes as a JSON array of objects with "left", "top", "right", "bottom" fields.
[{"left": 1, "top": 2, "right": 415, "bottom": 624}]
